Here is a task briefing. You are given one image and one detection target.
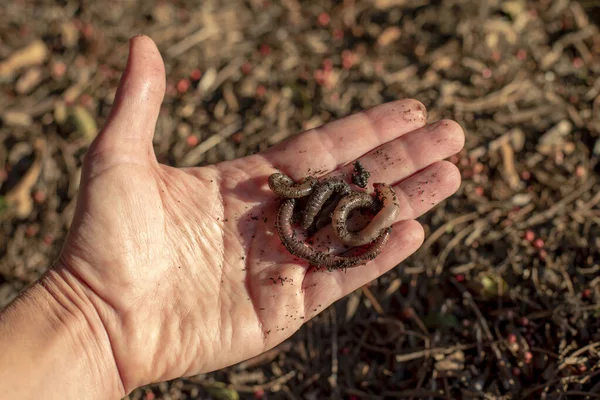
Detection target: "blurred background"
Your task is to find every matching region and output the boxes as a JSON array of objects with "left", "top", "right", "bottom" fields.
[{"left": 1, "top": 0, "right": 599, "bottom": 398}]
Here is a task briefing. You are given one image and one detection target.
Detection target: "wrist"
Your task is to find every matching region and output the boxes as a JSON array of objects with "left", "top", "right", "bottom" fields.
[{"left": 0, "top": 267, "right": 124, "bottom": 399}]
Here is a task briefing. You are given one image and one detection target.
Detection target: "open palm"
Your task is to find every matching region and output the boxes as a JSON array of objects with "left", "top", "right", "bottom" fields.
[{"left": 55, "top": 35, "right": 464, "bottom": 394}]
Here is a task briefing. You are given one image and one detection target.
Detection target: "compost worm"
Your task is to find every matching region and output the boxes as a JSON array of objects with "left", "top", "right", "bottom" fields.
[
  {"left": 268, "top": 171, "right": 399, "bottom": 268},
  {"left": 331, "top": 183, "right": 400, "bottom": 246},
  {"left": 301, "top": 178, "right": 351, "bottom": 230},
  {"left": 276, "top": 198, "right": 391, "bottom": 269},
  {"left": 268, "top": 172, "right": 318, "bottom": 198}
]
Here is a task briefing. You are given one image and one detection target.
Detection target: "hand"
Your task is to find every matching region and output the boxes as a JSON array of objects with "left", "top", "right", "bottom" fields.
[{"left": 33, "top": 35, "right": 464, "bottom": 395}]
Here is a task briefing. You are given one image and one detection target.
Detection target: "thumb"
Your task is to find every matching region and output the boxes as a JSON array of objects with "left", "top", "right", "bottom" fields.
[{"left": 85, "top": 35, "right": 166, "bottom": 172}]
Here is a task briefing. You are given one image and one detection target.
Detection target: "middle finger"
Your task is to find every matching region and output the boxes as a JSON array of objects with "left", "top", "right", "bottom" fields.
[{"left": 325, "top": 119, "right": 464, "bottom": 188}]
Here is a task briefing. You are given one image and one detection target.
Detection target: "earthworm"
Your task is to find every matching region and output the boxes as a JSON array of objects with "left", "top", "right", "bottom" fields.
[
  {"left": 276, "top": 198, "right": 391, "bottom": 269},
  {"left": 309, "top": 191, "right": 346, "bottom": 233},
  {"left": 332, "top": 183, "right": 400, "bottom": 246},
  {"left": 301, "top": 178, "right": 351, "bottom": 230},
  {"left": 268, "top": 172, "right": 317, "bottom": 198}
]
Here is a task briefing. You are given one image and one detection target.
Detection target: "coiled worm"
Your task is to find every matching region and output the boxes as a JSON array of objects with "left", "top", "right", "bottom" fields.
[
  {"left": 268, "top": 172, "right": 317, "bottom": 198},
  {"left": 268, "top": 172, "right": 398, "bottom": 269},
  {"left": 301, "top": 178, "right": 351, "bottom": 230},
  {"left": 276, "top": 198, "right": 391, "bottom": 269},
  {"left": 331, "top": 183, "right": 400, "bottom": 246}
]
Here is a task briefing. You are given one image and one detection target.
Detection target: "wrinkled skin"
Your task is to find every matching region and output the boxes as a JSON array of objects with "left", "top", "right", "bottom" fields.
[{"left": 55, "top": 35, "right": 465, "bottom": 394}]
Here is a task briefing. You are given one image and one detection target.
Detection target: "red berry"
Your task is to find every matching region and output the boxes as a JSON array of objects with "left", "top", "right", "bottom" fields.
[
  {"left": 79, "top": 94, "right": 93, "bottom": 108},
  {"left": 523, "top": 351, "right": 533, "bottom": 364},
  {"left": 52, "top": 61, "right": 67, "bottom": 79},
  {"left": 33, "top": 190, "right": 46, "bottom": 204},
  {"left": 186, "top": 135, "right": 198, "bottom": 146},
  {"left": 400, "top": 307, "right": 415, "bottom": 319},
  {"left": 524, "top": 230, "right": 535, "bottom": 242},
  {"left": 254, "top": 389, "right": 265, "bottom": 399},
  {"left": 318, "top": 12, "right": 330, "bottom": 26},
  {"left": 256, "top": 85, "right": 267, "bottom": 98},
  {"left": 533, "top": 238, "right": 544, "bottom": 249},
  {"left": 342, "top": 58, "right": 353, "bottom": 70},
  {"left": 582, "top": 288, "right": 591, "bottom": 299},
  {"left": 241, "top": 62, "right": 252, "bottom": 75},
  {"left": 508, "top": 333, "right": 517, "bottom": 344},
  {"left": 177, "top": 78, "right": 190, "bottom": 93},
  {"left": 455, "top": 274, "right": 465, "bottom": 282},
  {"left": 43, "top": 234, "right": 54, "bottom": 246},
  {"left": 260, "top": 44, "right": 271, "bottom": 56},
  {"left": 190, "top": 68, "right": 202, "bottom": 80},
  {"left": 25, "top": 225, "right": 38, "bottom": 237},
  {"left": 81, "top": 23, "right": 94, "bottom": 39},
  {"left": 342, "top": 50, "right": 355, "bottom": 69}
]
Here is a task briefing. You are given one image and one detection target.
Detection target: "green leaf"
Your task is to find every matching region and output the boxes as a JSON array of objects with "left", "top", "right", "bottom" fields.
[
  {"left": 70, "top": 105, "right": 97, "bottom": 142},
  {"left": 203, "top": 382, "right": 240, "bottom": 400},
  {"left": 478, "top": 272, "right": 509, "bottom": 298}
]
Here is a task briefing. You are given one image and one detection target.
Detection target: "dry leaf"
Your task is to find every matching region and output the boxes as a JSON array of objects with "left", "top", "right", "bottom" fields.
[
  {"left": 0, "top": 40, "right": 48, "bottom": 79},
  {"left": 16, "top": 67, "right": 43, "bottom": 94},
  {"left": 1, "top": 110, "right": 32, "bottom": 127},
  {"left": 377, "top": 27, "right": 402, "bottom": 47},
  {"left": 5, "top": 138, "right": 46, "bottom": 218},
  {"left": 345, "top": 291, "right": 361, "bottom": 321}
]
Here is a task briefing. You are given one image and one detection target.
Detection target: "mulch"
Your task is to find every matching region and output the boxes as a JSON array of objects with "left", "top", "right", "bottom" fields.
[{"left": 1, "top": 0, "right": 599, "bottom": 398}]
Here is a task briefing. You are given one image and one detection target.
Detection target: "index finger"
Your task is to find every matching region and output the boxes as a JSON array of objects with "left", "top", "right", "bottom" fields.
[{"left": 262, "top": 99, "right": 428, "bottom": 180}]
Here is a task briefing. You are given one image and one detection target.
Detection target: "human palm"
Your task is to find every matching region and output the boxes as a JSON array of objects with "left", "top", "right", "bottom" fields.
[{"left": 54, "top": 36, "right": 464, "bottom": 394}]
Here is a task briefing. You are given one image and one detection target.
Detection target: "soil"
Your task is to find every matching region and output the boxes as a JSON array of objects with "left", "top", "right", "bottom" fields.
[
  {"left": 1, "top": 0, "right": 600, "bottom": 399},
  {"left": 351, "top": 161, "right": 370, "bottom": 188}
]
